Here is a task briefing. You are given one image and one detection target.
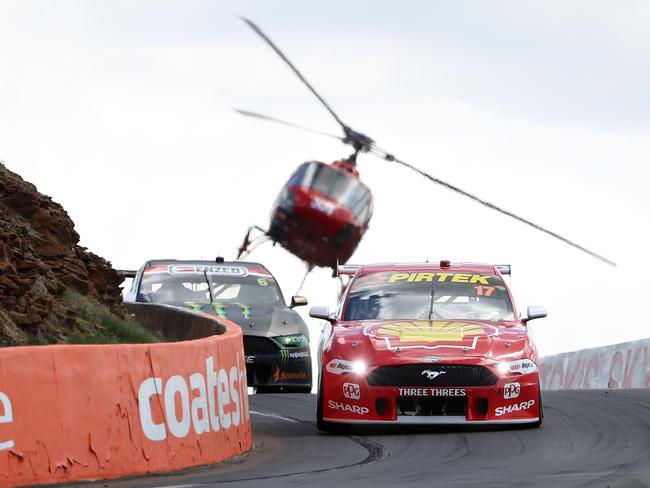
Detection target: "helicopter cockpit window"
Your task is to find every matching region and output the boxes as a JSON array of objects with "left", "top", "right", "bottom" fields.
[
  {"left": 286, "top": 162, "right": 310, "bottom": 188},
  {"left": 303, "top": 163, "right": 370, "bottom": 219},
  {"left": 348, "top": 188, "right": 371, "bottom": 222}
]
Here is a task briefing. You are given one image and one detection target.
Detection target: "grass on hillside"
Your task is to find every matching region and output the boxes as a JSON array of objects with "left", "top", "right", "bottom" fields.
[{"left": 64, "top": 290, "right": 160, "bottom": 344}]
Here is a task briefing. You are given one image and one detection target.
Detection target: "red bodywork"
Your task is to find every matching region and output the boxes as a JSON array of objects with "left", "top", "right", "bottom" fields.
[
  {"left": 268, "top": 161, "right": 372, "bottom": 269},
  {"left": 318, "top": 262, "right": 542, "bottom": 425}
]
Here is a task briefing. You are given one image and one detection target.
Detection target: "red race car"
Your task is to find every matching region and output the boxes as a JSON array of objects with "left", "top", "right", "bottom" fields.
[{"left": 310, "top": 261, "right": 547, "bottom": 431}]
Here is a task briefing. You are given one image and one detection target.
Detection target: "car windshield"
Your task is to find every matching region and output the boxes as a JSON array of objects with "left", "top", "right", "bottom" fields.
[
  {"left": 301, "top": 163, "right": 370, "bottom": 219},
  {"left": 137, "top": 266, "right": 282, "bottom": 305},
  {"left": 344, "top": 271, "right": 514, "bottom": 321}
]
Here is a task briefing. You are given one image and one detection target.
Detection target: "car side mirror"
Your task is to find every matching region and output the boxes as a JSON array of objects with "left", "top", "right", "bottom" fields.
[
  {"left": 523, "top": 305, "right": 547, "bottom": 323},
  {"left": 290, "top": 295, "right": 308, "bottom": 308},
  {"left": 309, "top": 305, "right": 335, "bottom": 323}
]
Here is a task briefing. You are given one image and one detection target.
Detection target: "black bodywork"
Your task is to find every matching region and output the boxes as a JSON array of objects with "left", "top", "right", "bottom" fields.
[{"left": 122, "top": 259, "right": 312, "bottom": 393}]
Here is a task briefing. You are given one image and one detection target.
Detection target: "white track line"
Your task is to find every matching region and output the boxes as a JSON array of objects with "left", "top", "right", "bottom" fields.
[{"left": 250, "top": 410, "right": 302, "bottom": 423}]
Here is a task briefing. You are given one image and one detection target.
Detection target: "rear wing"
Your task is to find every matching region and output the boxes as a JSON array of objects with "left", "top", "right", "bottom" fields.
[
  {"left": 336, "top": 264, "right": 361, "bottom": 277},
  {"left": 494, "top": 264, "right": 511, "bottom": 275},
  {"left": 337, "top": 263, "right": 510, "bottom": 277},
  {"left": 116, "top": 269, "right": 137, "bottom": 279}
]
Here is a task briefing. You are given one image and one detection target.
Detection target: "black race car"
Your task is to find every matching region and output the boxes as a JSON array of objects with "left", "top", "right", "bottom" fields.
[{"left": 122, "top": 259, "right": 312, "bottom": 393}]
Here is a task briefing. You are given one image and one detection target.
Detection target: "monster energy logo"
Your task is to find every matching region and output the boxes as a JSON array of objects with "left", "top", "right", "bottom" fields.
[
  {"left": 280, "top": 349, "right": 309, "bottom": 363},
  {"left": 183, "top": 302, "right": 251, "bottom": 319},
  {"left": 208, "top": 302, "right": 251, "bottom": 319},
  {"left": 184, "top": 302, "right": 204, "bottom": 312},
  {"left": 234, "top": 303, "right": 251, "bottom": 318},
  {"left": 212, "top": 303, "right": 226, "bottom": 318}
]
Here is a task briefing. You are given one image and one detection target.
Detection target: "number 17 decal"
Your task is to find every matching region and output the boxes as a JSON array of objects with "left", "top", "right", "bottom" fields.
[{"left": 475, "top": 285, "right": 495, "bottom": 296}]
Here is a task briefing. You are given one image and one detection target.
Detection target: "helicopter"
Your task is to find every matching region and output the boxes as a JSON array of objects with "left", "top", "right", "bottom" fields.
[
  {"left": 235, "top": 17, "right": 616, "bottom": 273},
  {"left": 238, "top": 157, "right": 372, "bottom": 270}
]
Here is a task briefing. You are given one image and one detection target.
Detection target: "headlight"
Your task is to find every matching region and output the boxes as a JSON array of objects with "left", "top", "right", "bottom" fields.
[
  {"left": 496, "top": 359, "right": 537, "bottom": 375},
  {"left": 276, "top": 334, "right": 309, "bottom": 348},
  {"left": 351, "top": 360, "right": 367, "bottom": 374}
]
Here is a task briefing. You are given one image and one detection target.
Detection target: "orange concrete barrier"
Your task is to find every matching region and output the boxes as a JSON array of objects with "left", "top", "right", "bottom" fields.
[{"left": 0, "top": 315, "right": 252, "bottom": 487}]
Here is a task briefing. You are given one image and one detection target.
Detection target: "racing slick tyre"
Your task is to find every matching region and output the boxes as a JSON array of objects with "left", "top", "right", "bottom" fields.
[
  {"left": 292, "top": 385, "right": 313, "bottom": 393},
  {"left": 256, "top": 386, "right": 279, "bottom": 394},
  {"left": 533, "top": 387, "right": 544, "bottom": 428},
  {"left": 316, "top": 370, "right": 349, "bottom": 434},
  {"left": 256, "top": 385, "right": 312, "bottom": 394}
]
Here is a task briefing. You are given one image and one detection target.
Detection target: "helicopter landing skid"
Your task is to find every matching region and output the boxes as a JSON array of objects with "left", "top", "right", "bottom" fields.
[
  {"left": 238, "top": 225, "right": 316, "bottom": 296},
  {"left": 237, "top": 225, "right": 271, "bottom": 260},
  {"left": 295, "top": 263, "right": 315, "bottom": 295}
]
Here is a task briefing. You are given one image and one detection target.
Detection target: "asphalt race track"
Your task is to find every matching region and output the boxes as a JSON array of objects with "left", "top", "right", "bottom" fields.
[{"left": 79, "top": 390, "right": 650, "bottom": 488}]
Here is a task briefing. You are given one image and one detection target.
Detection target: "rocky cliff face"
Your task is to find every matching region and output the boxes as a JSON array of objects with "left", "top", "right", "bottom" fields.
[{"left": 0, "top": 162, "right": 124, "bottom": 345}]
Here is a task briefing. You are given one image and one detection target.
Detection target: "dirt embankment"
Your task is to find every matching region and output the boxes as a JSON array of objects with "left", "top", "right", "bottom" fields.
[{"left": 0, "top": 161, "right": 126, "bottom": 345}]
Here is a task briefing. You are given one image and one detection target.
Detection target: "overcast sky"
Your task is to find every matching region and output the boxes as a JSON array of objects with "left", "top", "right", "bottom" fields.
[{"left": 1, "top": 1, "right": 649, "bottom": 357}]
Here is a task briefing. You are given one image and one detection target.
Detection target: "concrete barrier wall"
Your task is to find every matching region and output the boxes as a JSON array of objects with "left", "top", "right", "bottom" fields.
[
  {"left": 540, "top": 338, "right": 650, "bottom": 390},
  {"left": 126, "top": 303, "right": 225, "bottom": 341},
  {"left": 0, "top": 309, "right": 252, "bottom": 487}
]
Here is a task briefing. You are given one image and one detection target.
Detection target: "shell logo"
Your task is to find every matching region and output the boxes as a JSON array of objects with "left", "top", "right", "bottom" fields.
[{"left": 365, "top": 321, "right": 498, "bottom": 350}]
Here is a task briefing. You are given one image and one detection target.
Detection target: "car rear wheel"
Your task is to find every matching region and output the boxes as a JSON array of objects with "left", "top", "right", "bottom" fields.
[{"left": 316, "top": 369, "right": 349, "bottom": 434}]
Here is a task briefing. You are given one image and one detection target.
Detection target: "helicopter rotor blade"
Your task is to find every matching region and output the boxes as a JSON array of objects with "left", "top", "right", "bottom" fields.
[
  {"left": 233, "top": 108, "right": 344, "bottom": 141},
  {"left": 240, "top": 18, "right": 616, "bottom": 267},
  {"left": 241, "top": 17, "right": 350, "bottom": 133},
  {"left": 369, "top": 146, "right": 616, "bottom": 267}
]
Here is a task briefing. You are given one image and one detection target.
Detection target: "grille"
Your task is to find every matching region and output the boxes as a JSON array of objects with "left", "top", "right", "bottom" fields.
[
  {"left": 366, "top": 364, "right": 497, "bottom": 387},
  {"left": 396, "top": 396, "right": 467, "bottom": 416},
  {"left": 243, "top": 336, "right": 279, "bottom": 355},
  {"left": 245, "top": 363, "right": 272, "bottom": 385}
]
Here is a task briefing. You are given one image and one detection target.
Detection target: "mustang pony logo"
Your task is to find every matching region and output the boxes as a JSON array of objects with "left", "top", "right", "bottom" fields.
[
  {"left": 364, "top": 321, "right": 498, "bottom": 351},
  {"left": 421, "top": 370, "right": 446, "bottom": 380}
]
